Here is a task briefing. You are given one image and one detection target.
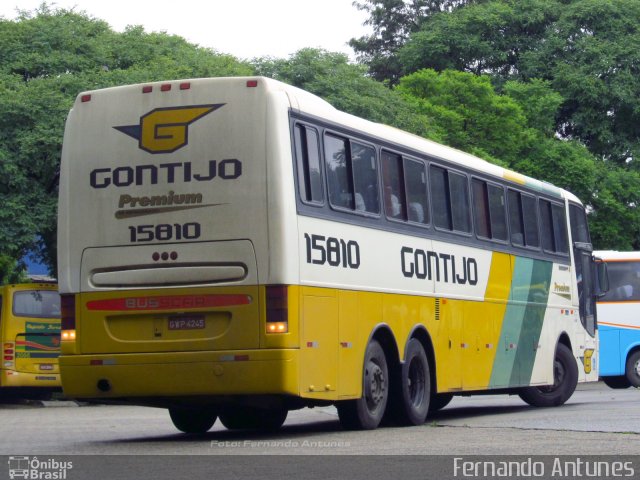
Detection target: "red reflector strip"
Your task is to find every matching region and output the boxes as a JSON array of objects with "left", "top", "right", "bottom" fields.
[
  {"left": 160, "top": 84, "right": 171, "bottom": 91},
  {"left": 179, "top": 82, "right": 191, "bottom": 90},
  {"left": 234, "top": 355, "right": 249, "bottom": 361},
  {"left": 87, "top": 294, "right": 252, "bottom": 311},
  {"left": 246, "top": 80, "right": 258, "bottom": 87},
  {"left": 142, "top": 86, "right": 153, "bottom": 93},
  {"left": 81, "top": 94, "right": 91, "bottom": 102},
  {"left": 90, "top": 360, "right": 103, "bottom": 366}
]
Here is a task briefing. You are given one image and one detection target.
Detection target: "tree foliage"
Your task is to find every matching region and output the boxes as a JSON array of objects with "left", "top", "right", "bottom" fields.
[{"left": 349, "top": 0, "right": 472, "bottom": 83}]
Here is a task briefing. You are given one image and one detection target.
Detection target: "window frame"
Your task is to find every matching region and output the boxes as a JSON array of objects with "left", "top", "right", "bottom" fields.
[
  {"left": 294, "top": 122, "right": 326, "bottom": 207},
  {"left": 323, "top": 130, "right": 381, "bottom": 218}
]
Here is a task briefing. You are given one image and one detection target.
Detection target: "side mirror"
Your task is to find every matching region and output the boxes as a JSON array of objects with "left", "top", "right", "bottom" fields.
[{"left": 594, "top": 258, "right": 609, "bottom": 297}]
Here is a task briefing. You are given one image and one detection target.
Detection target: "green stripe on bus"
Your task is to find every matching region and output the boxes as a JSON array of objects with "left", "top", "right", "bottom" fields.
[
  {"left": 510, "top": 259, "right": 553, "bottom": 386},
  {"left": 489, "top": 257, "right": 553, "bottom": 387}
]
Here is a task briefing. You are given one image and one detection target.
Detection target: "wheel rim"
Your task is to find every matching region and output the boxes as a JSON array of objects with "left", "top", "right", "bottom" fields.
[
  {"left": 634, "top": 358, "right": 640, "bottom": 378},
  {"left": 364, "top": 359, "right": 386, "bottom": 413},
  {"left": 539, "top": 357, "right": 565, "bottom": 394},
  {"left": 407, "top": 356, "right": 426, "bottom": 407}
]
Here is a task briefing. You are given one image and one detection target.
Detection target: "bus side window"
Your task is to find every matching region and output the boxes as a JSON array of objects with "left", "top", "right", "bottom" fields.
[
  {"left": 381, "top": 150, "right": 406, "bottom": 220},
  {"left": 540, "top": 199, "right": 569, "bottom": 255},
  {"left": 508, "top": 190, "right": 540, "bottom": 248},
  {"left": 294, "top": 124, "right": 324, "bottom": 204},
  {"left": 351, "top": 141, "right": 380, "bottom": 214},
  {"left": 449, "top": 171, "right": 471, "bottom": 233},
  {"left": 488, "top": 184, "right": 507, "bottom": 240},
  {"left": 521, "top": 194, "right": 539, "bottom": 248},
  {"left": 430, "top": 165, "right": 452, "bottom": 230},
  {"left": 430, "top": 165, "right": 471, "bottom": 234},
  {"left": 324, "top": 133, "right": 353, "bottom": 210},
  {"left": 405, "top": 159, "right": 429, "bottom": 225}
]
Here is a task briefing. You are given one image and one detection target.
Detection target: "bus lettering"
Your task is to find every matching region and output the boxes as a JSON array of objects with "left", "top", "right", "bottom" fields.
[
  {"left": 304, "top": 233, "right": 360, "bottom": 269},
  {"left": 128, "top": 222, "right": 201, "bottom": 243},
  {"left": 401, "top": 246, "right": 478, "bottom": 285},
  {"left": 90, "top": 159, "right": 242, "bottom": 188}
]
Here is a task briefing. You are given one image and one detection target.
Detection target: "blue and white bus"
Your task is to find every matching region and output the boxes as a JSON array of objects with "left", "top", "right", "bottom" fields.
[{"left": 594, "top": 251, "right": 640, "bottom": 388}]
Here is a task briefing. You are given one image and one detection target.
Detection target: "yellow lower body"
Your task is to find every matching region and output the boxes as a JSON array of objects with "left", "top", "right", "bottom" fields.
[
  {"left": 1, "top": 369, "right": 60, "bottom": 388},
  {"left": 60, "top": 349, "right": 300, "bottom": 399}
]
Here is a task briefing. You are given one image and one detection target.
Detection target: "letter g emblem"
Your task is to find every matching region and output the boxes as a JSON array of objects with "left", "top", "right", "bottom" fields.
[{"left": 114, "top": 104, "right": 224, "bottom": 154}]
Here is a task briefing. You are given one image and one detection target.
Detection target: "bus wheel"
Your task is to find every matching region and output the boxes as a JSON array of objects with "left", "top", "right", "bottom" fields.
[
  {"left": 337, "top": 339, "right": 389, "bottom": 430},
  {"left": 429, "top": 392, "right": 454, "bottom": 413},
  {"left": 518, "top": 344, "right": 578, "bottom": 407},
  {"left": 602, "top": 375, "right": 631, "bottom": 389},
  {"left": 169, "top": 407, "right": 217, "bottom": 434},
  {"left": 626, "top": 351, "right": 640, "bottom": 388},
  {"left": 219, "top": 406, "right": 288, "bottom": 431},
  {"left": 393, "top": 338, "right": 430, "bottom": 425}
]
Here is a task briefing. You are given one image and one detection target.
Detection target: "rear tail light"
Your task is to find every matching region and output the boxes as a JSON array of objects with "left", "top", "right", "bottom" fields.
[
  {"left": 4, "top": 342, "right": 14, "bottom": 368},
  {"left": 266, "top": 285, "right": 288, "bottom": 334},
  {"left": 61, "top": 294, "right": 76, "bottom": 341}
]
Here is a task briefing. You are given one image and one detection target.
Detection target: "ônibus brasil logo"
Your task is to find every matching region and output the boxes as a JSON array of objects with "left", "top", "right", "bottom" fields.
[
  {"left": 114, "top": 104, "right": 224, "bottom": 154},
  {"left": 8, "top": 456, "right": 73, "bottom": 479}
]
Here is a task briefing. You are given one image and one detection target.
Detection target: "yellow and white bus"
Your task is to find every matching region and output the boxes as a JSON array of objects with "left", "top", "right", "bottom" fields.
[
  {"left": 57, "top": 77, "right": 599, "bottom": 433},
  {"left": 0, "top": 283, "right": 61, "bottom": 398}
]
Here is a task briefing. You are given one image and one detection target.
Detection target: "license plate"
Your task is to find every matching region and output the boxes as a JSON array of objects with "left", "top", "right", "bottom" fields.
[
  {"left": 39, "top": 364, "right": 54, "bottom": 371},
  {"left": 168, "top": 315, "right": 205, "bottom": 330}
]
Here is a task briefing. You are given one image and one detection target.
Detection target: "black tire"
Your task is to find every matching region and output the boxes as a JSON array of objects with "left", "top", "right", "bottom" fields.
[
  {"left": 169, "top": 407, "right": 217, "bottom": 434},
  {"left": 518, "top": 343, "right": 578, "bottom": 407},
  {"left": 337, "top": 339, "right": 389, "bottom": 430},
  {"left": 625, "top": 350, "right": 640, "bottom": 388},
  {"left": 219, "top": 406, "right": 288, "bottom": 431},
  {"left": 429, "top": 392, "right": 454, "bottom": 413},
  {"left": 602, "top": 375, "right": 631, "bottom": 389},
  {"left": 393, "top": 338, "right": 430, "bottom": 425}
]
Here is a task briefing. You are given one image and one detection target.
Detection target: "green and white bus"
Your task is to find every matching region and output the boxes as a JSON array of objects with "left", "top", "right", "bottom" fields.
[{"left": 58, "top": 77, "right": 599, "bottom": 433}]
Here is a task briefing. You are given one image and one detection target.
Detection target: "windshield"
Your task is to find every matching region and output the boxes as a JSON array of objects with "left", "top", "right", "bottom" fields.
[{"left": 12, "top": 290, "right": 61, "bottom": 318}]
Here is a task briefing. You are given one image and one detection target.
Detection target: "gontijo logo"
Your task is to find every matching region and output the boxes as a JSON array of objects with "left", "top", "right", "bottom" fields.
[{"left": 114, "top": 104, "right": 224, "bottom": 154}]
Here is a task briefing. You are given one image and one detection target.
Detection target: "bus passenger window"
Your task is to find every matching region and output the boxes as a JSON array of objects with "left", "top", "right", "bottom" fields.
[
  {"left": 405, "top": 159, "right": 429, "bottom": 225},
  {"left": 472, "top": 179, "right": 491, "bottom": 238},
  {"left": 294, "top": 124, "right": 323, "bottom": 204},
  {"left": 381, "top": 151, "right": 406, "bottom": 220},
  {"left": 508, "top": 190, "right": 525, "bottom": 246},
  {"left": 352, "top": 142, "right": 379, "bottom": 214},
  {"left": 522, "top": 194, "right": 539, "bottom": 247},
  {"left": 488, "top": 184, "right": 507, "bottom": 240},
  {"left": 551, "top": 203, "right": 569, "bottom": 254},
  {"left": 430, "top": 165, "right": 451, "bottom": 230},
  {"left": 449, "top": 171, "right": 471, "bottom": 233},
  {"left": 324, "top": 134, "right": 353, "bottom": 210},
  {"left": 540, "top": 199, "right": 568, "bottom": 254}
]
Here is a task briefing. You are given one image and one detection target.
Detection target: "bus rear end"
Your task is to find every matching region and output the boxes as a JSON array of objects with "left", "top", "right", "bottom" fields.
[
  {"left": 1, "top": 283, "right": 61, "bottom": 398},
  {"left": 58, "top": 78, "right": 300, "bottom": 431}
]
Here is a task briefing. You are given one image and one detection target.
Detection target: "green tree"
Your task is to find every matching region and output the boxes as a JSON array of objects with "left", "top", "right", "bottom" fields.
[
  {"left": 396, "top": 69, "right": 529, "bottom": 165},
  {"left": 0, "top": 254, "right": 27, "bottom": 285},
  {"left": 0, "top": 5, "right": 252, "bottom": 275},
  {"left": 350, "top": 0, "right": 472, "bottom": 83},
  {"left": 395, "top": 0, "right": 640, "bottom": 166}
]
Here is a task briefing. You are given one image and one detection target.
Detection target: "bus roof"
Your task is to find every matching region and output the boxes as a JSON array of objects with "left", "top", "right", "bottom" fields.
[{"left": 594, "top": 251, "right": 640, "bottom": 261}]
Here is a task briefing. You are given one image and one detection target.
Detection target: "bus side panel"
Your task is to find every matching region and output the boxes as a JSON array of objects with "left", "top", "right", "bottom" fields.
[
  {"left": 599, "top": 325, "right": 622, "bottom": 376},
  {"left": 598, "top": 299, "right": 640, "bottom": 376}
]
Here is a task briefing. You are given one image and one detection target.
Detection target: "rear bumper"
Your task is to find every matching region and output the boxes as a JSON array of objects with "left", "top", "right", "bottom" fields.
[
  {"left": 1, "top": 369, "right": 60, "bottom": 388},
  {"left": 60, "top": 349, "right": 299, "bottom": 400}
]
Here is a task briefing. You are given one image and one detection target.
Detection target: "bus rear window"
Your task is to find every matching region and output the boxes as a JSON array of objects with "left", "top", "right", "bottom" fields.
[{"left": 12, "top": 291, "right": 61, "bottom": 318}]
